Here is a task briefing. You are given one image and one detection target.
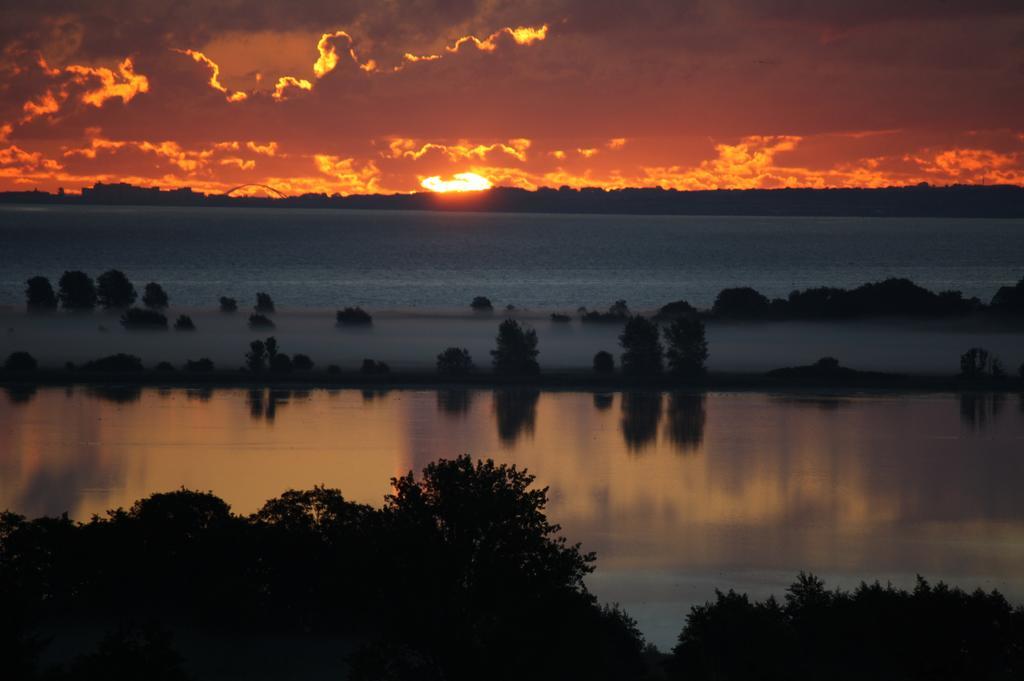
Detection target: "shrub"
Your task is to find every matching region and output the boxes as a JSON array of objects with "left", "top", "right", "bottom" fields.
[
  {"left": 120, "top": 307, "right": 168, "bottom": 329},
  {"left": 712, "top": 287, "right": 771, "bottom": 318},
  {"left": 436, "top": 347, "right": 474, "bottom": 376},
  {"left": 58, "top": 270, "right": 97, "bottom": 309},
  {"left": 619, "top": 315, "right": 663, "bottom": 376},
  {"left": 593, "top": 351, "right": 614, "bottom": 374},
  {"left": 550, "top": 313, "right": 571, "bottom": 322},
  {"left": 82, "top": 354, "right": 144, "bottom": 372},
  {"left": 664, "top": 317, "right": 708, "bottom": 377},
  {"left": 292, "top": 354, "right": 314, "bottom": 371},
  {"left": 491, "top": 319, "right": 540, "bottom": 375},
  {"left": 96, "top": 269, "right": 138, "bottom": 309},
  {"left": 142, "top": 282, "right": 169, "bottom": 309},
  {"left": 4, "top": 351, "right": 37, "bottom": 372},
  {"left": 219, "top": 296, "right": 238, "bottom": 313},
  {"left": 361, "top": 359, "right": 391, "bottom": 375},
  {"left": 173, "top": 315, "right": 196, "bottom": 331},
  {"left": 249, "top": 314, "right": 275, "bottom": 329},
  {"left": 184, "top": 358, "right": 214, "bottom": 372},
  {"left": 471, "top": 296, "right": 493, "bottom": 311},
  {"left": 336, "top": 307, "right": 373, "bottom": 325},
  {"left": 25, "top": 276, "right": 58, "bottom": 311},
  {"left": 255, "top": 292, "right": 275, "bottom": 313}
]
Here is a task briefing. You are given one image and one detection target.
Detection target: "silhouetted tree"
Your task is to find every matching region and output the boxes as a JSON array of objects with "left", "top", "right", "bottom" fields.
[
  {"left": 219, "top": 296, "right": 238, "bottom": 313},
  {"left": 581, "top": 300, "right": 631, "bottom": 323},
  {"left": 255, "top": 292, "right": 275, "bottom": 313},
  {"left": 25, "top": 276, "right": 58, "bottom": 311},
  {"left": 292, "top": 354, "right": 314, "bottom": 370},
  {"left": 712, "top": 287, "right": 771, "bottom": 318},
  {"left": 664, "top": 317, "right": 708, "bottom": 377},
  {"left": 550, "top": 313, "right": 571, "bottom": 322},
  {"left": 58, "top": 270, "right": 97, "bottom": 309},
  {"left": 97, "top": 269, "right": 138, "bottom": 309},
  {"left": 991, "top": 277, "right": 1024, "bottom": 315},
  {"left": 361, "top": 359, "right": 391, "bottom": 375},
  {"left": 619, "top": 315, "right": 663, "bottom": 376},
  {"left": 173, "top": 315, "right": 195, "bottom": 331},
  {"left": 471, "top": 296, "right": 493, "bottom": 311},
  {"left": 336, "top": 307, "right": 373, "bottom": 325},
  {"left": 155, "top": 361, "right": 175, "bottom": 372},
  {"left": 142, "top": 282, "right": 169, "bottom": 309},
  {"left": 593, "top": 351, "right": 615, "bottom": 374},
  {"left": 436, "top": 347, "right": 474, "bottom": 376},
  {"left": 64, "top": 625, "right": 192, "bottom": 681},
  {"left": 593, "top": 393, "right": 614, "bottom": 410},
  {"left": 249, "top": 313, "right": 274, "bottom": 329},
  {"left": 491, "top": 319, "right": 540, "bottom": 375},
  {"left": 960, "top": 347, "right": 993, "bottom": 378},
  {"left": 4, "top": 351, "right": 37, "bottom": 372},
  {"left": 654, "top": 299, "right": 698, "bottom": 322},
  {"left": 121, "top": 308, "right": 168, "bottom": 329},
  {"left": 246, "top": 340, "right": 266, "bottom": 372},
  {"left": 184, "top": 358, "right": 214, "bottom": 372}
]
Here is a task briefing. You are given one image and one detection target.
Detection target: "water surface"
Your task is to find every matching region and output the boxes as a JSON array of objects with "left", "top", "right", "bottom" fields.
[
  {"left": 2, "top": 206, "right": 1023, "bottom": 309},
  {"left": 3, "top": 387, "right": 1022, "bottom": 648}
]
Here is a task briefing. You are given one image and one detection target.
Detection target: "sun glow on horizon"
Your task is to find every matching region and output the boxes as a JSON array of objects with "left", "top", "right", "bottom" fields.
[{"left": 421, "top": 172, "right": 493, "bottom": 193}]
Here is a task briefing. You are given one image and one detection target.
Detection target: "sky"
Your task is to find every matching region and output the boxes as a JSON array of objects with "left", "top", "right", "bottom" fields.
[{"left": 1, "top": 0, "right": 1023, "bottom": 195}]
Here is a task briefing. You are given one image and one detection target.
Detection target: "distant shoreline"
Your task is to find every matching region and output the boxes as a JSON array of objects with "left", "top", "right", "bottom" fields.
[{"left": 3, "top": 182, "right": 1024, "bottom": 218}]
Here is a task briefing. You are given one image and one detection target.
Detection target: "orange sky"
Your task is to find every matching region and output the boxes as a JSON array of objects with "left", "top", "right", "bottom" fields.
[{"left": 1, "top": 1, "right": 1023, "bottom": 196}]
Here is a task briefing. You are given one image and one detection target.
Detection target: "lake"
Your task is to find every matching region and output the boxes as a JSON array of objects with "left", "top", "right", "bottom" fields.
[
  {"left": 2, "top": 386, "right": 1022, "bottom": 649},
  {"left": 2, "top": 205, "right": 1023, "bottom": 310}
]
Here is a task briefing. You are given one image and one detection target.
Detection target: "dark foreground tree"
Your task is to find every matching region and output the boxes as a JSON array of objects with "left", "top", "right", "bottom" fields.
[
  {"left": 245, "top": 340, "right": 266, "bottom": 372},
  {"left": 336, "top": 307, "right": 373, "bottom": 325},
  {"left": 97, "top": 269, "right": 138, "bottom": 309},
  {"left": 142, "top": 282, "right": 169, "bottom": 309},
  {"left": 436, "top": 347, "right": 474, "bottom": 376},
  {"left": 25, "top": 276, "right": 58, "bottom": 311},
  {"left": 82, "top": 354, "right": 144, "bottom": 372},
  {"left": 491, "top": 319, "right": 540, "bottom": 375},
  {"left": 619, "top": 315, "right": 663, "bottom": 376},
  {"left": 668, "top": 573, "right": 1024, "bottom": 681},
  {"left": 219, "top": 296, "right": 238, "bottom": 313},
  {"left": 58, "top": 270, "right": 97, "bottom": 310},
  {"left": 120, "top": 308, "right": 168, "bottom": 329},
  {"left": 663, "top": 317, "right": 708, "bottom": 377},
  {"left": 960, "top": 347, "right": 995, "bottom": 378},
  {"left": 173, "top": 315, "right": 195, "bottom": 331}
]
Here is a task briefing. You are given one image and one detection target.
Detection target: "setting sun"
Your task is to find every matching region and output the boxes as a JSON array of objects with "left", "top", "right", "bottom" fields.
[{"left": 420, "top": 172, "right": 493, "bottom": 193}]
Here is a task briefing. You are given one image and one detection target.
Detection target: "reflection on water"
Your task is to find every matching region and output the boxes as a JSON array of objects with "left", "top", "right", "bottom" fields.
[
  {"left": 621, "top": 391, "right": 663, "bottom": 452},
  {"left": 437, "top": 388, "right": 473, "bottom": 417},
  {"left": 87, "top": 385, "right": 142, "bottom": 404},
  {"left": 663, "top": 393, "right": 706, "bottom": 452},
  {"left": 959, "top": 392, "right": 1007, "bottom": 430},
  {"left": 1, "top": 387, "right": 1022, "bottom": 648},
  {"left": 493, "top": 389, "right": 539, "bottom": 445},
  {"left": 4, "top": 385, "right": 36, "bottom": 405}
]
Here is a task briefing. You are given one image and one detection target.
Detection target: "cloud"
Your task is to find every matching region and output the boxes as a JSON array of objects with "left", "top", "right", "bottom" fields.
[
  {"left": 313, "top": 30, "right": 376, "bottom": 77},
  {"left": 246, "top": 141, "right": 279, "bottom": 156},
  {"left": 272, "top": 76, "right": 313, "bottom": 101},
  {"left": 65, "top": 58, "right": 149, "bottom": 107},
  {"left": 386, "top": 137, "right": 531, "bottom": 162},
  {"left": 313, "top": 154, "right": 382, "bottom": 194},
  {"left": 397, "top": 24, "right": 549, "bottom": 70},
  {"left": 607, "top": 137, "right": 627, "bottom": 149},
  {"left": 21, "top": 90, "right": 61, "bottom": 122},
  {"left": 174, "top": 49, "right": 248, "bottom": 102}
]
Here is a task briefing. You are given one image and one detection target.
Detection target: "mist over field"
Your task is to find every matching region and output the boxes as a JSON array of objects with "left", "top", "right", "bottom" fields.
[{"left": 2, "top": 308, "right": 1021, "bottom": 374}]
